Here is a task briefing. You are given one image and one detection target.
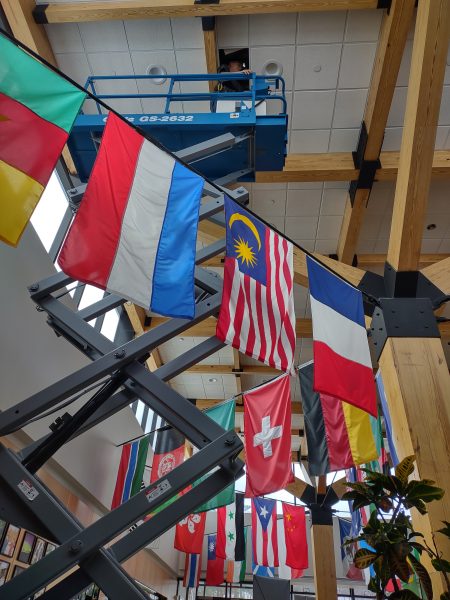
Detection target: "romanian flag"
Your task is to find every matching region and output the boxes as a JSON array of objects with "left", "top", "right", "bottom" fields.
[
  {"left": 299, "top": 361, "right": 378, "bottom": 475},
  {"left": 0, "top": 34, "right": 85, "bottom": 246}
]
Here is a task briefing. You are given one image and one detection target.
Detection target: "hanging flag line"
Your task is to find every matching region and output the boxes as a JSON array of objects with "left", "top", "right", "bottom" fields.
[{"left": 0, "top": 28, "right": 379, "bottom": 307}]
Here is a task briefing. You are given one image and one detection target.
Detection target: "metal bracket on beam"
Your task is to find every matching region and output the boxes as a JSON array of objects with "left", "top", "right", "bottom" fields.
[
  {"left": 32, "top": 4, "right": 49, "bottom": 24},
  {"left": 371, "top": 298, "right": 440, "bottom": 360},
  {"left": 309, "top": 503, "right": 334, "bottom": 526},
  {"left": 384, "top": 262, "right": 445, "bottom": 304},
  {"left": 377, "top": 0, "right": 392, "bottom": 11},
  {"left": 348, "top": 121, "right": 381, "bottom": 206},
  {"left": 201, "top": 17, "right": 216, "bottom": 31}
]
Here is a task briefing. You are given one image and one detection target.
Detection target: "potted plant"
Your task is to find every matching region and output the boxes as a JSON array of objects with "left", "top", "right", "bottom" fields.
[{"left": 343, "top": 455, "right": 450, "bottom": 599}]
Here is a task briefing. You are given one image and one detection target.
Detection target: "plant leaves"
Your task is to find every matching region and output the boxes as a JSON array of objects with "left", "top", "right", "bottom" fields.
[
  {"left": 440, "top": 593, "right": 450, "bottom": 600},
  {"left": 409, "top": 552, "right": 433, "bottom": 600},
  {"left": 406, "top": 480, "right": 445, "bottom": 504},
  {"left": 389, "top": 591, "right": 422, "bottom": 599},
  {"left": 431, "top": 558, "right": 450, "bottom": 573},
  {"left": 437, "top": 521, "right": 450, "bottom": 539},
  {"left": 354, "top": 548, "right": 378, "bottom": 569},
  {"left": 395, "top": 455, "right": 416, "bottom": 484},
  {"left": 389, "top": 548, "right": 412, "bottom": 582}
]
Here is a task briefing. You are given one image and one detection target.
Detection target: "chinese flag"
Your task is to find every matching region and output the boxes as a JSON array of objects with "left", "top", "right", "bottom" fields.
[
  {"left": 282, "top": 503, "right": 308, "bottom": 571},
  {"left": 244, "top": 375, "right": 294, "bottom": 497},
  {"left": 174, "top": 512, "right": 206, "bottom": 554}
]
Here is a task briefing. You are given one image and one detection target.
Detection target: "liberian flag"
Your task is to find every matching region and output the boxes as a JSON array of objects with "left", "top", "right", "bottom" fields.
[
  {"left": 183, "top": 553, "right": 202, "bottom": 589},
  {"left": 251, "top": 497, "right": 278, "bottom": 567},
  {"left": 306, "top": 256, "right": 376, "bottom": 416},
  {"left": 299, "top": 361, "right": 378, "bottom": 475},
  {"left": 111, "top": 436, "right": 150, "bottom": 509},
  {"left": 216, "top": 197, "right": 296, "bottom": 373},
  {"left": 0, "top": 34, "right": 85, "bottom": 246},
  {"left": 58, "top": 112, "right": 204, "bottom": 319}
]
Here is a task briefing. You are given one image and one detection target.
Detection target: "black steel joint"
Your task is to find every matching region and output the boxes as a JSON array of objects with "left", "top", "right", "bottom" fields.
[
  {"left": 377, "top": 0, "right": 392, "bottom": 12},
  {"left": 201, "top": 16, "right": 216, "bottom": 31},
  {"left": 348, "top": 121, "right": 380, "bottom": 206},
  {"left": 309, "top": 503, "right": 333, "bottom": 526},
  {"left": 32, "top": 4, "right": 49, "bottom": 24}
]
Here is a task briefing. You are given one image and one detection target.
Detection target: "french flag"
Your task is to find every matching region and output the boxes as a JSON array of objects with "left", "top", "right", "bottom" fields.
[
  {"left": 306, "top": 256, "right": 376, "bottom": 417},
  {"left": 58, "top": 112, "right": 204, "bottom": 319}
]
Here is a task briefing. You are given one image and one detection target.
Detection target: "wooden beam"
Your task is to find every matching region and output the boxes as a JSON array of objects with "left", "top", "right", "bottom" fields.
[
  {"left": 285, "top": 476, "right": 308, "bottom": 500},
  {"left": 255, "top": 150, "right": 450, "bottom": 183},
  {"left": 203, "top": 27, "right": 217, "bottom": 93},
  {"left": 1, "top": 0, "right": 77, "bottom": 173},
  {"left": 124, "top": 302, "right": 162, "bottom": 371},
  {"left": 310, "top": 522, "right": 337, "bottom": 600},
  {"left": 421, "top": 256, "right": 450, "bottom": 296},
  {"left": 387, "top": 0, "right": 450, "bottom": 271},
  {"left": 379, "top": 337, "right": 450, "bottom": 595},
  {"left": 37, "top": 0, "right": 379, "bottom": 24}
]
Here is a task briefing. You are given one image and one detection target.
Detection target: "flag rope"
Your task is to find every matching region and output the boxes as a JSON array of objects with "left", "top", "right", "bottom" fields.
[{"left": 0, "top": 28, "right": 380, "bottom": 307}]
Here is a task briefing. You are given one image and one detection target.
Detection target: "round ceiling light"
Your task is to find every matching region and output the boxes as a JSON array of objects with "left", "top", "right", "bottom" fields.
[
  {"left": 146, "top": 64, "right": 167, "bottom": 85},
  {"left": 208, "top": 378, "right": 218, "bottom": 383},
  {"left": 262, "top": 60, "right": 283, "bottom": 77}
]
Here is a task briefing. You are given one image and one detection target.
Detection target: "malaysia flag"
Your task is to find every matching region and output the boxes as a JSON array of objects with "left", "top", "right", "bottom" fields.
[
  {"left": 251, "top": 497, "right": 279, "bottom": 567},
  {"left": 216, "top": 197, "right": 296, "bottom": 373},
  {"left": 306, "top": 255, "right": 376, "bottom": 416}
]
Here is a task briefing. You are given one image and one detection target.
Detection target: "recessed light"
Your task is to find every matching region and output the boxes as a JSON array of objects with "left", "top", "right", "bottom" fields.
[
  {"left": 208, "top": 378, "right": 218, "bottom": 383},
  {"left": 179, "top": 337, "right": 184, "bottom": 341},
  {"left": 262, "top": 60, "right": 283, "bottom": 77},
  {"left": 146, "top": 64, "right": 167, "bottom": 85},
  {"left": 427, "top": 223, "right": 437, "bottom": 230}
]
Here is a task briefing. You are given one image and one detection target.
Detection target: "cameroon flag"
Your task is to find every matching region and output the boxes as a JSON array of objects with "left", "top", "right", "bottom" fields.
[{"left": 0, "top": 34, "right": 86, "bottom": 246}]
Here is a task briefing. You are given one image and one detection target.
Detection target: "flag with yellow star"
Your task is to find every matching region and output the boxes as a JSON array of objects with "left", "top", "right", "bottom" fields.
[
  {"left": 216, "top": 197, "right": 296, "bottom": 374},
  {"left": 281, "top": 503, "right": 308, "bottom": 571}
]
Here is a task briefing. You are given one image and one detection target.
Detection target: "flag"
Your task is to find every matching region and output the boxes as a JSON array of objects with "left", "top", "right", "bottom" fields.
[
  {"left": 216, "top": 493, "right": 245, "bottom": 560},
  {"left": 306, "top": 256, "right": 376, "bottom": 416},
  {"left": 225, "top": 527, "right": 247, "bottom": 583},
  {"left": 282, "top": 503, "right": 308, "bottom": 571},
  {"left": 194, "top": 399, "right": 235, "bottom": 512},
  {"left": 376, "top": 371, "right": 399, "bottom": 466},
  {"left": 251, "top": 497, "right": 278, "bottom": 567},
  {"left": 277, "top": 511, "right": 305, "bottom": 580},
  {"left": 0, "top": 34, "right": 86, "bottom": 247},
  {"left": 111, "top": 437, "right": 150, "bottom": 509},
  {"left": 58, "top": 112, "right": 204, "bottom": 318},
  {"left": 216, "top": 197, "right": 296, "bottom": 373},
  {"left": 244, "top": 375, "right": 293, "bottom": 497},
  {"left": 151, "top": 426, "right": 185, "bottom": 483},
  {"left": 338, "top": 518, "right": 363, "bottom": 581},
  {"left": 206, "top": 534, "right": 224, "bottom": 586},
  {"left": 299, "top": 362, "right": 378, "bottom": 475},
  {"left": 175, "top": 512, "right": 206, "bottom": 554},
  {"left": 183, "top": 553, "right": 202, "bottom": 589},
  {"left": 252, "top": 563, "right": 275, "bottom": 577}
]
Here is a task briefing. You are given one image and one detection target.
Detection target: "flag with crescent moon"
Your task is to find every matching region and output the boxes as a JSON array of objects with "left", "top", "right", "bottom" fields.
[{"left": 216, "top": 197, "right": 296, "bottom": 373}]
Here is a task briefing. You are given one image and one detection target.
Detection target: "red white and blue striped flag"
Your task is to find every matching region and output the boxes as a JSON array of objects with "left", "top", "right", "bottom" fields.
[
  {"left": 306, "top": 256, "right": 376, "bottom": 416},
  {"left": 216, "top": 197, "right": 296, "bottom": 374},
  {"left": 251, "top": 497, "right": 279, "bottom": 567},
  {"left": 184, "top": 552, "right": 202, "bottom": 589},
  {"left": 111, "top": 436, "right": 150, "bottom": 509}
]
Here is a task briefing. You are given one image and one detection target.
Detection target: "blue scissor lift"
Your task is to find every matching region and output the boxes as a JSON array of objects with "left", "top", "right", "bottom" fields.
[{"left": 68, "top": 72, "right": 288, "bottom": 183}]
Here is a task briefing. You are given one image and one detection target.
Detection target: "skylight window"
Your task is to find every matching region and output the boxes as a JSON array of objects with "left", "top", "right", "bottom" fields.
[{"left": 30, "top": 171, "right": 68, "bottom": 252}]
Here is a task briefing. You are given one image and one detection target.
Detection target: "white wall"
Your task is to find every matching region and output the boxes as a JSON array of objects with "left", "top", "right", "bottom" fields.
[{"left": 0, "top": 225, "right": 144, "bottom": 511}]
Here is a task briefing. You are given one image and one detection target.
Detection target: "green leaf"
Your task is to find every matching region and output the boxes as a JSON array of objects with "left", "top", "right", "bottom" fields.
[
  {"left": 409, "top": 552, "right": 433, "bottom": 600},
  {"left": 373, "top": 555, "right": 392, "bottom": 586},
  {"left": 440, "top": 592, "right": 450, "bottom": 600},
  {"left": 389, "top": 549, "right": 412, "bottom": 582},
  {"left": 405, "top": 480, "right": 445, "bottom": 503},
  {"left": 354, "top": 548, "right": 378, "bottom": 569},
  {"left": 389, "top": 591, "right": 422, "bottom": 599},
  {"left": 437, "top": 521, "right": 450, "bottom": 539},
  {"left": 395, "top": 455, "right": 416, "bottom": 485},
  {"left": 431, "top": 558, "right": 450, "bottom": 573}
]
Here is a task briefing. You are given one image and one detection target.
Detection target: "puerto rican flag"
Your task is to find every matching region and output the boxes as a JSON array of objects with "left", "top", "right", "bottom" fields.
[
  {"left": 251, "top": 497, "right": 278, "bottom": 567},
  {"left": 306, "top": 256, "right": 376, "bottom": 416}
]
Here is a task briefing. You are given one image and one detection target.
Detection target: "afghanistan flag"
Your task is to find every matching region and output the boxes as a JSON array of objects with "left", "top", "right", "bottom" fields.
[
  {"left": 299, "top": 361, "right": 378, "bottom": 475},
  {"left": 0, "top": 34, "right": 85, "bottom": 246}
]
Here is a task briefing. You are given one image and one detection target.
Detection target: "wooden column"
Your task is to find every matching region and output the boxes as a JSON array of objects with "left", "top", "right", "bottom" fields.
[
  {"left": 379, "top": 337, "right": 450, "bottom": 593},
  {"left": 387, "top": 0, "right": 450, "bottom": 271},
  {"left": 337, "top": 0, "right": 415, "bottom": 264},
  {"left": 203, "top": 27, "right": 218, "bottom": 93},
  {"left": 310, "top": 521, "right": 337, "bottom": 600}
]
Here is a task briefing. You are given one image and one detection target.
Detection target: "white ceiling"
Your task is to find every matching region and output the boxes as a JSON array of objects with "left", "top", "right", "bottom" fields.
[{"left": 43, "top": 9, "right": 450, "bottom": 401}]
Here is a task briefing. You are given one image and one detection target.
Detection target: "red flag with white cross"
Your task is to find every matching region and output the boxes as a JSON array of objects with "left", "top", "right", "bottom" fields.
[{"left": 243, "top": 375, "right": 293, "bottom": 497}]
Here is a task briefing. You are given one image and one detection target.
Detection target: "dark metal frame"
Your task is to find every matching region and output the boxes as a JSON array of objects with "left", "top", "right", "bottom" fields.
[{"left": 0, "top": 135, "right": 249, "bottom": 599}]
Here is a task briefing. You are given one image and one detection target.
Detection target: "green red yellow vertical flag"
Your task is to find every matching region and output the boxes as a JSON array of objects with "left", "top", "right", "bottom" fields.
[{"left": 0, "top": 34, "right": 86, "bottom": 246}]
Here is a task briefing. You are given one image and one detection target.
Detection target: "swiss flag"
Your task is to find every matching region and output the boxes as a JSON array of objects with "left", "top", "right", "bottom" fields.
[
  {"left": 174, "top": 512, "right": 206, "bottom": 554},
  {"left": 244, "top": 375, "right": 293, "bottom": 497}
]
